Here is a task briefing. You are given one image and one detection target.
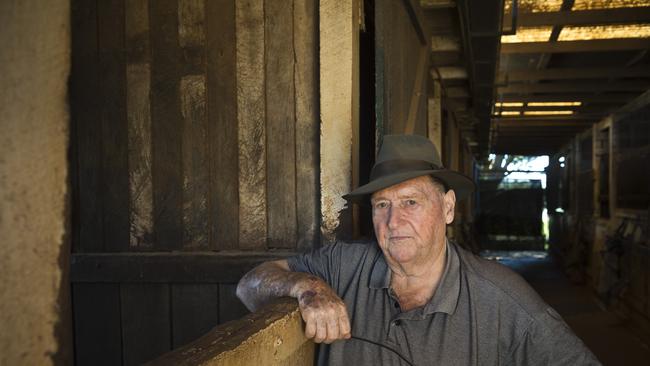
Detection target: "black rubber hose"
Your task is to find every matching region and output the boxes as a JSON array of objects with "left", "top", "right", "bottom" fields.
[{"left": 349, "top": 334, "right": 415, "bottom": 366}]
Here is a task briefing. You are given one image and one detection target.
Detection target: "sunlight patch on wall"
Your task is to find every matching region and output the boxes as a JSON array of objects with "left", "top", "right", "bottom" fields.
[
  {"left": 523, "top": 110, "right": 575, "bottom": 116},
  {"left": 501, "top": 26, "right": 553, "bottom": 43},
  {"left": 527, "top": 102, "right": 582, "bottom": 107},
  {"left": 504, "top": 0, "right": 563, "bottom": 13},
  {"left": 573, "top": 0, "right": 650, "bottom": 10},
  {"left": 559, "top": 24, "right": 650, "bottom": 40}
]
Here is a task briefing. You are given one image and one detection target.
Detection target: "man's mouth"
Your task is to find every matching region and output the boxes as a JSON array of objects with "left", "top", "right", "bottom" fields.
[{"left": 389, "top": 236, "right": 411, "bottom": 241}]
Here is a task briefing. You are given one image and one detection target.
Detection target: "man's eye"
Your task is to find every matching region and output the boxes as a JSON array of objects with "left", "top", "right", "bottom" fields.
[
  {"left": 405, "top": 199, "right": 417, "bottom": 206},
  {"left": 375, "top": 202, "right": 388, "bottom": 209}
]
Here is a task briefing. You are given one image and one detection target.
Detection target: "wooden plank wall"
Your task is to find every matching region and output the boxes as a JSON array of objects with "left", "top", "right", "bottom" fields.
[
  {"left": 69, "top": 0, "right": 318, "bottom": 365},
  {"left": 375, "top": 0, "right": 428, "bottom": 135}
]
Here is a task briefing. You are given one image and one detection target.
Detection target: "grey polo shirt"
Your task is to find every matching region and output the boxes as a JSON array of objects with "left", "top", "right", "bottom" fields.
[{"left": 287, "top": 240, "right": 600, "bottom": 366}]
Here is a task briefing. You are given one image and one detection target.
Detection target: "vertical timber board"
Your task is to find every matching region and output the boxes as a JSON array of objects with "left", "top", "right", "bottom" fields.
[
  {"left": 150, "top": 0, "right": 184, "bottom": 250},
  {"left": 266, "top": 0, "right": 297, "bottom": 249},
  {"left": 121, "top": 284, "right": 171, "bottom": 365},
  {"left": 374, "top": 2, "right": 385, "bottom": 148},
  {"left": 427, "top": 82, "right": 442, "bottom": 151},
  {"left": 218, "top": 283, "right": 250, "bottom": 324},
  {"left": 320, "top": 0, "right": 358, "bottom": 244},
  {"left": 178, "top": 0, "right": 210, "bottom": 249},
  {"left": 126, "top": 0, "right": 155, "bottom": 249},
  {"left": 180, "top": 75, "right": 209, "bottom": 249},
  {"left": 206, "top": 0, "right": 238, "bottom": 250},
  {"left": 98, "top": 0, "right": 130, "bottom": 252},
  {"left": 170, "top": 284, "right": 219, "bottom": 348},
  {"left": 178, "top": 1, "right": 209, "bottom": 249},
  {"left": 294, "top": 0, "right": 320, "bottom": 251},
  {"left": 236, "top": 0, "right": 266, "bottom": 250},
  {"left": 72, "top": 284, "right": 122, "bottom": 366},
  {"left": 71, "top": 0, "right": 103, "bottom": 252}
]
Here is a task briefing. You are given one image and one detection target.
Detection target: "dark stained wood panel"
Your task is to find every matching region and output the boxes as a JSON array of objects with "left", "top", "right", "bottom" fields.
[
  {"left": 150, "top": 0, "right": 184, "bottom": 250},
  {"left": 236, "top": 0, "right": 267, "bottom": 251},
  {"left": 126, "top": 0, "right": 154, "bottom": 249},
  {"left": 121, "top": 284, "right": 171, "bottom": 365},
  {"left": 71, "top": 0, "right": 103, "bottom": 252},
  {"left": 180, "top": 75, "right": 209, "bottom": 249},
  {"left": 70, "top": 0, "right": 322, "bottom": 363},
  {"left": 376, "top": 0, "right": 427, "bottom": 135},
  {"left": 171, "top": 284, "right": 220, "bottom": 348},
  {"left": 206, "top": 0, "right": 239, "bottom": 250},
  {"left": 71, "top": 252, "right": 294, "bottom": 283},
  {"left": 218, "top": 283, "right": 250, "bottom": 323},
  {"left": 179, "top": 0, "right": 209, "bottom": 250},
  {"left": 98, "top": 0, "right": 130, "bottom": 252},
  {"left": 266, "top": 0, "right": 297, "bottom": 249},
  {"left": 72, "top": 284, "right": 122, "bottom": 366},
  {"left": 294, "top": 0, "right": 319, "bottom": 251}
]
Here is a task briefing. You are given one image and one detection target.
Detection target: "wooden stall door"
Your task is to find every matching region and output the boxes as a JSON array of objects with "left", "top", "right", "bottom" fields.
[{"left": 69, "top": 0, "right": 319, "bottom": 365}]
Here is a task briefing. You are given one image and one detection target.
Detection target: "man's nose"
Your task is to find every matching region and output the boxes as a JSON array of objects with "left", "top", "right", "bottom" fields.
[{"left": 387, "top": 206, "right": 403, "bottom": 229}]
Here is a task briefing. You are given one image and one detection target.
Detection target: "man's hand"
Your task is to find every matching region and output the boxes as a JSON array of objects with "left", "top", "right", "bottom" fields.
[
  {"left": 237, "top": 260, "right": 351, "bottom": 344},
  {"left": 294, "top": 280, "right": 351, "bottom": 344}
]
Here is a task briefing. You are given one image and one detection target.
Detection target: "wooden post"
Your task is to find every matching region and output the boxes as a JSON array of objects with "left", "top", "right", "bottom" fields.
[
  {"left": 428, "top": 81, "right": 442, "bottom": 153},
  {"left": 320, "top": 0, "right": 359, "bottom": 243}
]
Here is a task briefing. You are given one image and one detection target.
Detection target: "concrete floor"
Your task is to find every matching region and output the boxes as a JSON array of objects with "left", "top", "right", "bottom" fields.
[{"left": 482, "top": 251, "right": 650, "bottom": 366}]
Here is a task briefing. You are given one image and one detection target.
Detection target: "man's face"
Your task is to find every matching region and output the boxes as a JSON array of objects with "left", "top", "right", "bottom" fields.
[{"left": 371, "top": 176, "right": 456, "bottom": 269}]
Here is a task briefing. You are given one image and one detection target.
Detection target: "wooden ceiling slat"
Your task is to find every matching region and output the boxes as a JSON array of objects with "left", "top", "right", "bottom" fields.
[
  {"left": 499, "top": 93, "right": 637, "bottom": 103},
  {"left": 501, "top": 38, "right": 650, "bottom": 53},
  {"left": 505, "top": 7, "right": 650, "bottom": 28},
  {"left": 498, "top": 81, "right": 649, "bottom": 94},
  {"left": 499, "top": 67, "right": 650, "bottom": 82}
]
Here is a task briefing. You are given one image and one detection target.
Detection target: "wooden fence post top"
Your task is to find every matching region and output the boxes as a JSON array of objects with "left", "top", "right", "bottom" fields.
[{"left": 147, "top": 298, "right": 314, "bottom": 366}]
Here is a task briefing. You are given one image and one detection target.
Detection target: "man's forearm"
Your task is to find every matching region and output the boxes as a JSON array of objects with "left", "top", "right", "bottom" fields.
[{"left": 236, "top": 260, "right": 324, "bottom": 311}]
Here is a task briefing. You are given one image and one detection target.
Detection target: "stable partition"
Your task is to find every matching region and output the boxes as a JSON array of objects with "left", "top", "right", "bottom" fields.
[{"left": 147, "top": 298, "right": 314, "bottom": 366}]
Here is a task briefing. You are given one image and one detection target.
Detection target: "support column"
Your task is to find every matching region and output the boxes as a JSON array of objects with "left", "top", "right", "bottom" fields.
[{"left": 319, "top": 0, "right": 360, "bottom": 243}]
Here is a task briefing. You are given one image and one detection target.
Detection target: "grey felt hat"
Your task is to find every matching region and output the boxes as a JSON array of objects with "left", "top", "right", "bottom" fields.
[{"left": 343, "top": 134, "right": 475, "bottom": 202}]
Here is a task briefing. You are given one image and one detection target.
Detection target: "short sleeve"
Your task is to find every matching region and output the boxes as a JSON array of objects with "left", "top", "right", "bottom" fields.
[
  {"left": 286, "top": 242, "right": 345, "bottom": 288},
  {"left": 510, "top": 307, "right": 602, "bottom": 365}
]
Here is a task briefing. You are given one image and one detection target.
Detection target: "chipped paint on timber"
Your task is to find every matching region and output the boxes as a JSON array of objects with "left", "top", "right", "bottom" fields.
[{"left": 320, "top": 0, "right": 356, "bottom": 243}]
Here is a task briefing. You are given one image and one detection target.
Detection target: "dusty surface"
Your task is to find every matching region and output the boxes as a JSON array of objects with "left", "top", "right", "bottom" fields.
[
  {"left": 0, "top": 0, "right": 71, "bottom": 365},
  {"left": 148, "top": 298, "right": 314, "bottom": 366}
]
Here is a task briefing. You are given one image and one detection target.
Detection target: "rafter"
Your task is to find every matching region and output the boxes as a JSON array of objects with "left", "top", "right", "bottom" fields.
[
  {"left": 497, "top": 93, "right": 638, "bottom": 103},
  {"left": 501, "top": 38, "right": 650, "bottom": 53},
  {"left": 498, "top": 67, "right": 650, "bottom": 82},
  {"left": 498, "top": 81, "right": 649, "bottom": 94},
  {"left": 504, "top": 7, "right": 650, "bottom": 28}
]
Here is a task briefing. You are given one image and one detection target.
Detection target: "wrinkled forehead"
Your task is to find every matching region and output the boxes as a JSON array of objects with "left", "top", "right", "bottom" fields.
[{"left": 370, "top": 175, "right": 440, "bottom": 201}]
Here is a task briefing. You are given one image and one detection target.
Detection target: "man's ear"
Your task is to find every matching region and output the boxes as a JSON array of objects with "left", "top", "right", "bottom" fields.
[{"left": 443, "top": 190, "right": 456, "bottom": 224}]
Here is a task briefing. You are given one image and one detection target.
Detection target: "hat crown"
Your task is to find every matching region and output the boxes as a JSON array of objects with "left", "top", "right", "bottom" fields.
[{"left": 376, "top": 134, "right": 443, "bottom": 167}]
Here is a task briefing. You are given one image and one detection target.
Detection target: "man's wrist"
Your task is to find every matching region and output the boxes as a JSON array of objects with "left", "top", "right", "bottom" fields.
[{"left": 290, "top": 274, "right": 323, "bottom": 299}]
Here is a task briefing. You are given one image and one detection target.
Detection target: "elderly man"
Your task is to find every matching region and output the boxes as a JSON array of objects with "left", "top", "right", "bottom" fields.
[{"left": 237, "top": 135, "right": 599, "bottom": 365}]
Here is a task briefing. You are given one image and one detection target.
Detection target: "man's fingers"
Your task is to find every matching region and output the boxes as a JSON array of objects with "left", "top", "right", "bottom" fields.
[
  {"left": 339, "top": 311, "right": 351, "bottom": 339},
  {"left": 324, "top": 316, "right": 339, "bottom": 344},
  {"left": 304, "top": 316, "right": 317, "bottom": 339},
  {"left": 314, "top": 318, "right": 327, "bottom": 343}
]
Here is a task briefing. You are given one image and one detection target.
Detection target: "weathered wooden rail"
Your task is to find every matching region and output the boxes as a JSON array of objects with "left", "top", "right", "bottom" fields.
[{"left": 146, "top": 298, "right": 314, "bottom": 366}]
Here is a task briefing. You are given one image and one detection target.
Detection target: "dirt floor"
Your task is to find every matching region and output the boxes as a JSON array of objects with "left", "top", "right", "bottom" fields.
[{"left": 482, "top": 251, "right": 650, "bottom": 366}]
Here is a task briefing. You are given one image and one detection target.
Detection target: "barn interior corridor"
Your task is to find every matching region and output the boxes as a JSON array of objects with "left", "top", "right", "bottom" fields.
[
  {"left": 486, "top": 250, "right": 650, "bottom": 365},
  {"left": 2, "top": 0, "right": 650, "bottom": 365}
]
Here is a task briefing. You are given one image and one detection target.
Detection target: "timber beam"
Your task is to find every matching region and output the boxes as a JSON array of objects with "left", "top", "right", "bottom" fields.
[
  {"left": 498, "top": 81, "right": 650, "bottom": 94},
  {"left": 504, "top": 7, "right": 650, "bottom": 28},
  {"left": 501, "top": 38, "right": 650, "bottom": 54},
  {"left": 499, "top": 67, "right": 650, "bottom": 82}
]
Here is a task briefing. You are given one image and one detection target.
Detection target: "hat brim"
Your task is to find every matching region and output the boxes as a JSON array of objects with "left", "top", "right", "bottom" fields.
[{"left": 343, "top": 169, "right": 476, "bottom": 202}]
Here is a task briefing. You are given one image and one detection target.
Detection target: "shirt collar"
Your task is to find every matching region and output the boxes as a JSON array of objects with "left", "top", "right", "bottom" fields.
[{"left": 368, "top": 239, "right": 461, "bottom": 316}]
